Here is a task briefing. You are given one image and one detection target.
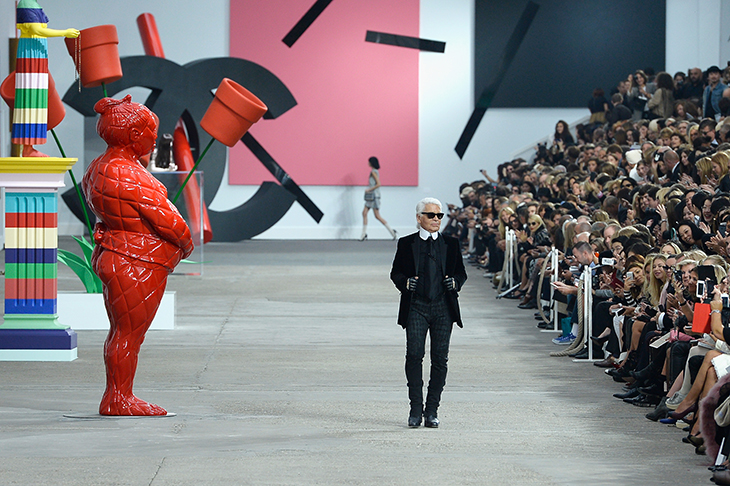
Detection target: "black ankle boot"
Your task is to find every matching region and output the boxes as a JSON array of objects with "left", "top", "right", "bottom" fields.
[
  {"left": 630, "top": 364, "right": 653, "bottom": 383},
  {"left": 638, "top": 380, "right": 665, "bottom": 397}
]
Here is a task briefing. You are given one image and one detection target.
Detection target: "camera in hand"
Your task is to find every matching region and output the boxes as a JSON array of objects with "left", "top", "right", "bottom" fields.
[
  {"left": 697, "top": 265, "right": 717, "bottom": 302},
  {"left": 696, "top": 280, "right": 706, "bottom": 299}
]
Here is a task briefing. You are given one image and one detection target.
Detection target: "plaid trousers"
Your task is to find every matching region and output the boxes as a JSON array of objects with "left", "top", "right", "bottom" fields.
[{"left": 405, "top": 294, "right": 453, "bottom": 415}]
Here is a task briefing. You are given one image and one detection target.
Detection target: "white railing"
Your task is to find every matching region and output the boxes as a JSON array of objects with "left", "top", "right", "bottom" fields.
[
  {"left": 573, "top": 265, "right": 596, "bottom": 363},
  {"left": 540, "top": 247, "right": 561, "bottom": 333},
  {"left": 497, "top": 229, "right": 520, "bottom": 298}
]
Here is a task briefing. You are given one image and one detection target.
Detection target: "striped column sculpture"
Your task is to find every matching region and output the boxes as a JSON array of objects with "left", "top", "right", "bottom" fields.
[{"left": 0, "top": 156, "right": 77, "bottom": 361}]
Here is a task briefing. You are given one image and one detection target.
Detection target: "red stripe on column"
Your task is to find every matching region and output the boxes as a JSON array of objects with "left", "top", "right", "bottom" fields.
[
  {"left": 5, "top": 279, "right": 56, "bottom": 300},
  {"left": 5, "top": 212, "right": 57, "bottom": 228},
  {"left": 15, "top": 57, "right": 49, "bottom": 73}
]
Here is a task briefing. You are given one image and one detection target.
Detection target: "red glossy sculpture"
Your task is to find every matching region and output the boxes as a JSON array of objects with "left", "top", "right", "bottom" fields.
[{"left": 82, "top": 95, "right": 193, "bottom": 416}]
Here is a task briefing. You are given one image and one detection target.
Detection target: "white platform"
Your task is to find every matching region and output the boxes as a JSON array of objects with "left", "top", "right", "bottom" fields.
[
  {"left": 0, "top": 348, "right": 77, "bottom": 361},
  {"left": 57, "top": 291, "right": 175, "bottom": 330}
]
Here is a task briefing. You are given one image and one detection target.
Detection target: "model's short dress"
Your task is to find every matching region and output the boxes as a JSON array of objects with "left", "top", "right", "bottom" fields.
[
  {"left": 12, "top": 0, "right": 50, "bottom": 146},
  {"left": 364, "top": 169, "right": 381, "bottom": 209}
]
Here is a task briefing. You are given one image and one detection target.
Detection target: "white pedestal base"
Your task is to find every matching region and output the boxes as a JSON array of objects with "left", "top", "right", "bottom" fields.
[
  {"left": 57, "top": 292, "right": 175, "bottom": 330},
  {"left": 0, "top": 348, "right": 77, "bottom": 361}
]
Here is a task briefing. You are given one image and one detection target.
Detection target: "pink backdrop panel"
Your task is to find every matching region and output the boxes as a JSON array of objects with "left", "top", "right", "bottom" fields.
[{"left": 228, "top": 0, "right": 419, "bottom": 186}]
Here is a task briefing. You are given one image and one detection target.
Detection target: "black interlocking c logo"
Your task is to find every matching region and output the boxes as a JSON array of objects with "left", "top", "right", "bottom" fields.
[{"left": 63, "top": 55, "right": 309, "bottom": 241}]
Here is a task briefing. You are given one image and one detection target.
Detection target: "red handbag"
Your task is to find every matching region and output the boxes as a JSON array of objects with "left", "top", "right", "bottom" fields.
[{"left": 692, "top": 302, "right": 712, "bottom": 334}]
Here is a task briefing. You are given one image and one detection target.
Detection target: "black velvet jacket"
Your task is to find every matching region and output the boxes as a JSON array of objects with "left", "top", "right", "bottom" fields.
[{"left": 390, "top": 232, "right": 467, "bottom": 328}]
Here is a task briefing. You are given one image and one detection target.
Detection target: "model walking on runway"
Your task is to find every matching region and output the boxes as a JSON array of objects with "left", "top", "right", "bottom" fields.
[{"left": 360, "top": 156, "right": 396, "bottom": 240}]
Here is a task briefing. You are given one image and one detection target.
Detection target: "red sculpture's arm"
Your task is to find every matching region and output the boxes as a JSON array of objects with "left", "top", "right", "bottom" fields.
[{"left": 134, "top": 167, "right": 194, "bottom": 259}]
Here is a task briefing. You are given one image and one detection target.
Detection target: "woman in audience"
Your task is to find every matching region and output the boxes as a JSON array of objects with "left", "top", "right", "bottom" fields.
[
  {"left": 647, "top": 72, "right": 675, "bottom": 119},
  {"left": 628, "top": 70, "right": 654, "bottom": 120},
  {"left": 677, "top": 220, "right": 706, "bottom": 251}
]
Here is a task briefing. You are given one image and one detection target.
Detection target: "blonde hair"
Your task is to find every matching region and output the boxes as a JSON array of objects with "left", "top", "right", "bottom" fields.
[
  {"left": 684, "top": 250, "right": 708, "bottom": 262},
  {"left": 696, "top": 156, "right": 713, "bottom": 184},
  {"left": 711, "top": 151, "right": 730, "bottom": 179},
  {"left": 498, "top": 207, "right": 515, "bottom": 239},
  {"left": 527, "top": 214, "right": 545, "bottom": 228},
  {"left": 562, "top": 219, "right": 577, "bottom": 252},
  {"left": 660, "top": 242, "right": 681, "bottom": 255},
  {"left": 617, "top": 226, "right": 639, "bottom": 239},
  {"left": 678, "top": 259, "right": 698, "bottom": 271},
  {"left": 701, "top": 255, "right": 730, "bottom": 273},
  {"left": 643, "top": 254, "right": 667, "bottom": 306}
]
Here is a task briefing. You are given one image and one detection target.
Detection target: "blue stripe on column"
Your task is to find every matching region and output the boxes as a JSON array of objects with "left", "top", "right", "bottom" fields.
[
  {"left": 5, "top": 193, "right": 57, "bottom": 213},
  {"left": 5, "top": 299, "right": 57, "bottom": 314},
  {"left": 5, "top": 248, "right": 57, "bottom": 264},
  {"left": 12, "top": 122, "right": 47, "bottom": 140},
  {"left": 0, "top": 329, "right": 77, "bottom": 350}
]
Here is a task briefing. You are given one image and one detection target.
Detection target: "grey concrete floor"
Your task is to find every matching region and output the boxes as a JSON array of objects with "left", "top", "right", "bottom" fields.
[{"left": 0, "top": 238, "right": 712, "bottom": 485}]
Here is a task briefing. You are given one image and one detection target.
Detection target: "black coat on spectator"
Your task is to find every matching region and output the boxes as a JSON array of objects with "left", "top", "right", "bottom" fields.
[{"left": 607, "top": 104, "right": 632, "bottom": 126}]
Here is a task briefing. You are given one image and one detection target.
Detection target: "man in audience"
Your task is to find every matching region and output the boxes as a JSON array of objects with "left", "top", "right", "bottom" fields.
[
  {"left": 607, "top": 93, "right": 633, "bottom": 126},
  {"left": 659, "top": 149, "right": 681, "bottom": 184},
  {"left": 680, "top": 67, "right": 704, "bottom": 106},
  {"left": 550, "top": 241, "right": 596, "bottom": 345},
  {"left": 699, "top": 119, "right": 719, "bottom": 147},
  {"left": 704, "top": 65, "right": 727, "bottom": 121}
]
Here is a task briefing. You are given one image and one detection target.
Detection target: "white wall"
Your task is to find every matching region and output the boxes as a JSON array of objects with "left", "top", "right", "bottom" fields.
[
  {"left": 5, "top": 1, "right": 725, "bottom": 240},
  {"left": 666, "top": 0, "right": 723, "bottom": 74}
]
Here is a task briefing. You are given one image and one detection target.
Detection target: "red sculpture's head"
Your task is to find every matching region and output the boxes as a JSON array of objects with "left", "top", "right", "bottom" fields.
[{"left": 95, "top": 95, "right": 159, "bottom": 157}]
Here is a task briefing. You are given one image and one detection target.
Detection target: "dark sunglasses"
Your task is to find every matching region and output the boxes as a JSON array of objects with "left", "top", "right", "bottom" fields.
[
  {"left": 421, "top": 212, "right": 444, "bottom": 220},
  {"left": 528, "top": 222, "right": 539, "bottom": 226}
]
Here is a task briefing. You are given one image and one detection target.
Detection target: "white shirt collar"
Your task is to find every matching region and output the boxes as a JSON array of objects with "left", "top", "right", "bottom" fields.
[{"left": 418, "top": 227, "right": 439, "bottom": 240}]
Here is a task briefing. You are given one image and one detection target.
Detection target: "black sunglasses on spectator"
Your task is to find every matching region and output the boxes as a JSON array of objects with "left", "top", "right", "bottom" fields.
[{"left": 421, "top": 212, "right": 444, "bottom": 220}]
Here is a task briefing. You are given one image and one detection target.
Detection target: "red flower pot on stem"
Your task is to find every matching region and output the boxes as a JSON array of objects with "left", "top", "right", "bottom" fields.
[
  {"left": 200, "top": 78, "right": 267, "bottom": 147},
  {"left": 64, "top": 25, "right": 123, "bottom": 88},
  {"left": 171, "top": 79, "right": 267, "bottom": 204}
]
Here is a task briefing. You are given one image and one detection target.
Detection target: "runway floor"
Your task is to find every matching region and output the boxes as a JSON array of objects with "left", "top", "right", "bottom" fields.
[{"left": 0, "top": 238, "right": 710, "bottom": 485}]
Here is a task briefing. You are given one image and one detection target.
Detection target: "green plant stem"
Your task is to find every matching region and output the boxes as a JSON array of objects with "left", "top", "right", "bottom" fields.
[
  {"left": 51, "top": 129, "right": 95, "bottom": 238},
  {"left": 172, "top": 138, "right": 215, "bottom": 204},
  {"left": 101, "top": 82, "right": 108, "bottom": 98}
]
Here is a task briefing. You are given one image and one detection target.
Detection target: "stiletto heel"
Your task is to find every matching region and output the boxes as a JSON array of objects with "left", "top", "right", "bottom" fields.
[
  {"left": 669, "top": 402, "right": 698, "bottom": 420},
  {"left": 590, "top": 334, "right": 609, "bottom": 347}
]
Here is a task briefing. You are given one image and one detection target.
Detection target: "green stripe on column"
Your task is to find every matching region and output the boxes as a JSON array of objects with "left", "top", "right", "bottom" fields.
[
  {"left": 5, "top": 263, "right": 57, "bottom": 279},
  {"left": 14, "top": 88, "right": 49, "bottom": 109}
]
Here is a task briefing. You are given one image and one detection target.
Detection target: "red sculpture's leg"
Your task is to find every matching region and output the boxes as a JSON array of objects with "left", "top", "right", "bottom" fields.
[{"left": 94, "top": 250, "right": 169, "bottom": 415}]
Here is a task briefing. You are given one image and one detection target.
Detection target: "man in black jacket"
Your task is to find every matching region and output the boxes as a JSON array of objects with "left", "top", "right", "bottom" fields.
[
  {"left": 607, "top": 93, "right": 632, "bottom": 126},
  {"left": 390, "top": 197, "right": 467, "bottom": 428}
]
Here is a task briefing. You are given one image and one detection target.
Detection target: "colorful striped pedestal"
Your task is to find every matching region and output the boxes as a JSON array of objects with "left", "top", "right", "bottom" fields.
[{"left": 0, "top": 157, "right": 78, "bottom": 361}]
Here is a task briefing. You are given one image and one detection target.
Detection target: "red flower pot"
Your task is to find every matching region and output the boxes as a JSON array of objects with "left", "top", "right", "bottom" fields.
[
  {"left": 65, "top": 25, "right": 123, "bottom": 88},
  {"left": 1, "top": 71, "right": 65, "bottom": 130},
  {"left": 200, "top": 78, "right": 267, "bottom": 147}
]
